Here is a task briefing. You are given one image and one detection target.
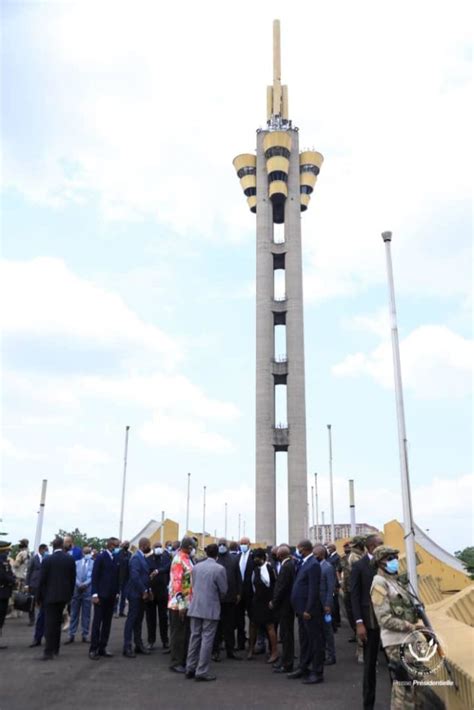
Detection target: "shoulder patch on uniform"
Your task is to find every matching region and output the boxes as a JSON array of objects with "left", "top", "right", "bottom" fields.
[{"left": 371, "top": 584, "right": 387, "bottom": 606}]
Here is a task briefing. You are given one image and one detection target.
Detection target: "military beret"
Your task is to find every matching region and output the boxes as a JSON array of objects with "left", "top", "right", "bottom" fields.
[
  {"left": 0, "top": 540, "right": 12, "bottom": 552},
  {"left": 350, "top": 535, "right": 366, "bottom": 548},
  {"left": 373, "top": 545, "right": 399, "bottom": 562}
]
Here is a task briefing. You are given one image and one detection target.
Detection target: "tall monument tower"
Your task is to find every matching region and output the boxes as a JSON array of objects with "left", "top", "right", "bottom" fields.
[{"left": 233, "top": 20, "right": 323, "bottom": 545}]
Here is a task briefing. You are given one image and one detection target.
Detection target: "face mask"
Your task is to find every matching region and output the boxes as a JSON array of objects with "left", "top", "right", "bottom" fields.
[
  {"left": 154, "top": 547, "right": 163, "bottom": 555},
  {"left": 295, "top": 550, "right": 302, "bottom": 558},
  {"left": 385, "top": 559, "right": 399, "bottom": 574},
  {"left": 190, "top": 549, "right": 196, "bottom": 558},
  {"left": 240, "top": 544, "right": 249, "bottom": 553},
  {"left": 84, "top": 554, "right": 92, "bottom": 560},
  {"left": 166, "top": 546, "right": 172, "bottom": 552},
  {"left": 112, "top": 548, "right": 120, "bottom": 555},
  {"left": 218, "top": 545, "right": 227, "bottom": 554}
]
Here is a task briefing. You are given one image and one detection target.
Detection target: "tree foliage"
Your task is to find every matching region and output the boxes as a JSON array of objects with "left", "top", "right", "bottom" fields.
[
  {"left": 56, "top": 527, "right": 109, "bottom": 552},
  {"left": 455, "top": 546, "right": 474, "bottom": 579}
]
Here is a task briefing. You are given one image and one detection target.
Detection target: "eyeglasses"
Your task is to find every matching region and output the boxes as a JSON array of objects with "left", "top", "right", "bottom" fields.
[{"left": 385, "top": 554, "right": 398, "bottom": 561}]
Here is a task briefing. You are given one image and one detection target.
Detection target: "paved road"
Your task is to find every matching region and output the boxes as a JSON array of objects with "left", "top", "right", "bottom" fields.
[{"left": 1, "top": 614, "right": 391, "bottom": 710}]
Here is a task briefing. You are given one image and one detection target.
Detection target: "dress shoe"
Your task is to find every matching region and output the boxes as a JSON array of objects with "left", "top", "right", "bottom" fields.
[
  {"left": 38, "top": 654, "right": 54, "bottom": 661},
  {"left": 135, "top": 645, "right": 151, "bottom": 655},
  {"left": 89, "top": 651, "right": 100, "bottom": 660},
  {"left": 162, "top": 641, "right": 169, "bottom": 649},
  {"left": 324, "top": 658, "right": 336, "bottom": 665},
  {"left": 0, "top": 644, "right": 7, "bottom": 650},
  {"left": 195, "top": 674, "right": 217, "bottom": 682},
  {"left": 29, "top": 641, "right": 41, "bottom": 648},
  {"left": 123, "top": 649, "right": 136, "bottom": 658},
  {"left": 287, "top": 669, "right": 308, "bottom": 679},
  {"left": 226, "top": 653, "right": 242, "bottom": 660},
  {"left": 147, "top": 643, "right": 155, "bottom": 651},
  {"left": 169, "top": 664, "right": 186, "bottom": 673},
  {"left": 99, "top": 650, "right": 114, "bottom": 657},
  {"left": 82, "top": 636, "right": 88, "bottom": 643},
  {"left": 162, "top": 648, "right": 171, "bottom": 655},
  {"left": 64, "top": 637, "right": 75, "bottom": 645},
  {"left": 119, "top": 612, "right": 127, "bottom": 617},
  {"left": 302, "top": 674, "right": 324, "bottom": 685},
  {"left": 211, "top": 652, "right": 221, "bottom": 662},
  {"left": 348, "top": 637, "right": 356, "bottom": 643},
  {"left": 185, "top": 670, "right": 195, "bottom": 679},
  {"left": 273, "top": 666, "right": 293, "bottom": 674}
]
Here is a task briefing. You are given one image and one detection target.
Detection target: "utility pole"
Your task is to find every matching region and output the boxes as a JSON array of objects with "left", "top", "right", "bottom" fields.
[
  {"left": 382, "top": 231, "right": 418, "bottom": 594},
  {"left": 119, "top": 426, "right": 130, "bottom": 541},
  {"left": 238, "top": 513, "right": 241, "bottom": 540},
  {"left": 327, "top": 425, "right": 335, "bottom": 541},
  {"left": 224, "top": 502, "right": 228, "bottom": 539},
  {"left": 311, "top": 485, "right": 315, "bottom": 539}
]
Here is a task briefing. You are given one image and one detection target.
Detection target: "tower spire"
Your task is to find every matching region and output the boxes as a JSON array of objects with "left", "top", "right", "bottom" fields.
[{"left": 267, "top": 19, "right": 289, "bottom": 127}]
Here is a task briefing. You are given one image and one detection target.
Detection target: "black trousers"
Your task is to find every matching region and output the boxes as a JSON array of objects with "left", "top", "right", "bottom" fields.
[
  {"left": 213, "top": 602, "right": 236, "bottom": 654},
  {"left": 169, "top": 610, "right": 190, "bottom": 667},
  {"left": 124, "top": 596, "right": 145, "bottom": 650},
  {"left": 278, "top": 609, "right": 295, "bottom": 669},
  {"left": 343, "top": 592, "right": 356, "bottom": 631},
  {"left": 332, "top": 591, "right": 341, "bottom": 629},
  {"left": 44, "top": 602, "right": 66, "bottom": 657},
  {"left": 0, "top": 597, "right": 9, "bottom": 629},
  {"left": 90, "top": 596, "right": 115, "bottom": 653},
  {"left": 236, "top": 595, "right": 251, "bottom": 649},
  {"left": 363, "top": 627, "right": 380, "bottom": 710},
  {"left": 146, "top": 597, "right": 169, "bottom": 645},
  {"left": 297, "top": 614, "right": 325, "bottom": 678}
]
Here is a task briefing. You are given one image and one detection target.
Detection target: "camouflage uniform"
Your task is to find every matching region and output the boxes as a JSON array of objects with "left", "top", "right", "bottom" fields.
[{"left": 370, "top": 546, "right": 422, "bottom": 710}]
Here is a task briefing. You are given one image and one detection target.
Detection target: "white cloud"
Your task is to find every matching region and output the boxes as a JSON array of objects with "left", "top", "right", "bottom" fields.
[
  {"left": 332, "top": 324, "right": 473, "bottom": 398},
  {"left": 61, "top": 444, "right": 112, "bottom": 466},
  {"left": 0, "top": 258, "right": 182, "bottom": 367},
  {"left": 0, "top": 435, "right": 42, "bottom": 462},
  {"left": 2, "top": 1, "right": 471, "bottom": 303}
]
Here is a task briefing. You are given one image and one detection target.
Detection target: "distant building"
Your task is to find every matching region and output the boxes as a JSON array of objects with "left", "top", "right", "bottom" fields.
[
  {"left": 310, "top": 522, "right": 380, "bottom": 544},
  {"left": 129, "top": 518, "right": 179, "bottom": 550}
]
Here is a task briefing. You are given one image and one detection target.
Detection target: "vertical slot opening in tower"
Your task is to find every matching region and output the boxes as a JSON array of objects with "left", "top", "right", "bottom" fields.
[
  {"left": 274, "top": 324, "right": 287, "bottom": 361},
  {"left": 273, "top": 222, "right": 285, "bottom": 244},
  {"left": 274, "top": 268, "right": 286, "bottom": 301},
  {"left": 275, "top": 451, "right": 289, "bottom": 543}
]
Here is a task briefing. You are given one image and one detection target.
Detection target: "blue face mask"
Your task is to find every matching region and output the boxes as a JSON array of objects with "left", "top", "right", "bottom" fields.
[
  {"left": 295, "top": 550, "right": 302, "bottom": 558},
  {"left": 218, "top": 545, "right": 227, "bottom": 554},
  {"left": 112, "top": 548, "right": 120, "bottom": 556},
  {"left": 84, "top": 554, "right": 92, "bottom": 560},
  {"left": 240, "top": 544, "right": 249, "bottom": 553},
  {"left": 385, "top": 559, "right": 399, "bottom": 575}
]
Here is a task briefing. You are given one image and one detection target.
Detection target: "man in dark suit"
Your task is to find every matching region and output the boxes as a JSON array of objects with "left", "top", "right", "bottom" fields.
[
  {"left": 36, "top": 537, "right": 76, "bottom": 660},
  {"left": 89, "top": 537, "right": 120, "bottom": 660},
  {"left": 145, "top": 541, "right": 171, "bottom": 649},
  {"left": 25, "top": 544, "right": 48, "bottom": 626},
  {"left": 270, "top": 544, "right": 295, "bottom": 673},
  {"left": 115, "top": 540, "right": 131, "bottom": 617},
  {"left": 314, "top": 544, "right": 336, "bottom": 664},
  {"left": 123, "top": 537, "right": 152, "bottom": 657},
  {"left": 289, "top": 539, "right": 325, "bottom": 684},
  {"left": 350, "top": 533, "right": 383, "bottom": 710},
  {"left": 235, "top": 537, "right": 253, "bottom": 650},
  {"left": 213, "top": 538, "right": 242, "bottom": 661},
  {"left": 327, "top": 542, "right": 342, "bottom": 630}
]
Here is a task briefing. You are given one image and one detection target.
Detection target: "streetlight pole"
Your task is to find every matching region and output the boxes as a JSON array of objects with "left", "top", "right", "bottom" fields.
[
  {"left": 201, "top": 485, "right": 207, "bottom": 549},
  {"left": 314, "top": 473, "right": 319, "bottom": 543},
  {"left": 311, "top": 485, "right": 315, "bottom": 539},
  {"left": 185, "top": 472, "right": 191, "bottom": 533},
  {"left": 327, "top": 425, "right": 335, "bottom": 542},
  {"left": 34, "top": 479, "right": 48, "bottom": 552},
  {"left": 119, "top": 426, "right": 130, "bottom": 541},
  {"left": 382, "top": 231, "right": 418, "bottom": 594},
  {"left": 238, "top": 513, "right": 241, "bottom": 540},
  {"left": 224, "top": 502, "right": 228, "bottom": 539},
  {"left": 349, "top": 479, "right": 356, "bottom": 536}
]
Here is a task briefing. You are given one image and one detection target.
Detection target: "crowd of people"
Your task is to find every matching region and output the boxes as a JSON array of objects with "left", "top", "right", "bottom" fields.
[{"left": 0, "top": 531, "right": 425, "bottom": 708}]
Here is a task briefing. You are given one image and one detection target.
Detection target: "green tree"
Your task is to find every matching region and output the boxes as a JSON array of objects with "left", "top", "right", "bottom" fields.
[
  {"left": 455, "top": 546, "right": 474, "bottom": 580},
  {"left": 56, "top": 528, "right": 109, "bottom": 552}
]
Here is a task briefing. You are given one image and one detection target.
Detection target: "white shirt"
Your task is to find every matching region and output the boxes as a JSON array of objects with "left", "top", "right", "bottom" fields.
[
  {"left": 239, "top": 550, "right": 250, "bottom": 578},
  {"left": 302, "top": 553, "right": 312, "bottom": 565}
]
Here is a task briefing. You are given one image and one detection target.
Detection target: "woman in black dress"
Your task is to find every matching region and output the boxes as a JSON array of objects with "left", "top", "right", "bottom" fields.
[{"left": 247, "top": 548, "right": 279, "bottom": 663}]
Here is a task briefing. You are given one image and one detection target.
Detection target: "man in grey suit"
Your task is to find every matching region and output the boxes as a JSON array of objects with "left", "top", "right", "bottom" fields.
[{"left": 185, "top": 544, "right": 227, "bottom": 682}]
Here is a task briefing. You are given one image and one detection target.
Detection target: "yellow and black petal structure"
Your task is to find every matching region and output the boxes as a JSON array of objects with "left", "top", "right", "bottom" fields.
[
  {"left": 299, "top": 151, "right": 323, "bottom": 212},
  {"left": 263, "top": 131, "right": 292, "bottom": 224},
  {"left": 232, "top": 154, "right": 257, "bottom": 213}
]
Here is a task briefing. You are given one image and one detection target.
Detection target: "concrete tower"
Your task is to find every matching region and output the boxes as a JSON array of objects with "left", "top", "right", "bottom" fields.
[{"left": 233, "top": 20, "right": 323, "bottom": 545}]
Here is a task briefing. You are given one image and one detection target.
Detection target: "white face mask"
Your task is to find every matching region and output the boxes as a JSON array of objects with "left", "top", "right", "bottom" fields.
[
  {"left": 154, "top": 547, "right": 163, "bottom": 555},
  {"left": 190, "top": 549, "right": 196, "bottom": 558},
  {"left": 240, "top": 544, "right": 249, "bottom": 553}
]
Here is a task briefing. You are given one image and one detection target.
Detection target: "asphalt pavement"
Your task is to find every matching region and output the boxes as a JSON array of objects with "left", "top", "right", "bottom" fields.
[{"left": 0, "top": 613, "right": 391, "bottom": 710}]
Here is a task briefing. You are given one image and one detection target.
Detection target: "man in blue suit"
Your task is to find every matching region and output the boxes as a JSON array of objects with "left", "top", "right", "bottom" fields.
[
  {"left": 288, "top": 539, "right": 325, "bottom": 685},
  {"left": 314, "top": 544, "right": 336, "bottom": 664},
  {"left": 123, "top": 537, "right": 152, "bottom": 658},
  {"left": 89, "top": 537, "right": 120, "bottom": 660},
  {"left": 65, "top": 545, "right": 94, "bottom": 644}
]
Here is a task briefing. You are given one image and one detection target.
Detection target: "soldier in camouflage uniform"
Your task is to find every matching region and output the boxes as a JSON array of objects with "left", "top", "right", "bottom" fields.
[{"left": 370, "top": 545, "right": 423, "bottom": 710}]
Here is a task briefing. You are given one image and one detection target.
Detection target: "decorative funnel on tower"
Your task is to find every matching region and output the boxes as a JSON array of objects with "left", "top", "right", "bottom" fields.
[{"left": 233, "top": 20, "right": 324, "bottom": 223}]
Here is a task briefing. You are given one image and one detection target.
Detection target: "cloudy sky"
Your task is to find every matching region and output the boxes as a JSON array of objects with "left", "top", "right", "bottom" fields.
[{"left": 1, "top": 0, "right": 472, "bottom": 553}]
